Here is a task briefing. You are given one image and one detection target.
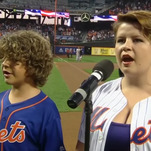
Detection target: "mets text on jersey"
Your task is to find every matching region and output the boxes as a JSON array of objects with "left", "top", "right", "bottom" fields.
[
  {"left": 91, "top": 106, "right": 151, "bottom": 146},
  {"left": 0, "top": 121, "right": 25, "bottom": 143}
]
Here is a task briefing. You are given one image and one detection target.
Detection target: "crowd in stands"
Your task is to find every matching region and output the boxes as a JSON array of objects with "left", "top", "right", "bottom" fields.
[
  {"left": 0, "top": 19, "right": 119, "bottom": 44},
  {"left": 1, "top": 0, "right": 151, "bottom": 45},
  {"left": 109, "top": 0, "right": 151, "bottom": 15},
  {"left": 56, "top": 26, "right": 83, "bottom": 43},
  {"left": 0, "top": 19, "right": 84, "bottom": 44},
  {"left": 86, "top": 29, "right": 114, "bottom": 42},
  {"left": 2, "top": 0, "right": 151, "bottom": 45},
  {"left": 0, "top": 19, "right": 50, "bottom": 38},
  {"left": 57, "top": 0, "right": 151, "bottom": 43},
  {"left": 55, "top": 26, "right": 114, "bottom": 43}
]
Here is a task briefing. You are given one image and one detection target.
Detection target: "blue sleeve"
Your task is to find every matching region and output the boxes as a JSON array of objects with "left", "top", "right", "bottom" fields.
[
  {"left": 39, "top": 101, "right": 66, "bottom": 151},
  {"left": 44, "top": 116, "right": 66, "bottom": 151}
]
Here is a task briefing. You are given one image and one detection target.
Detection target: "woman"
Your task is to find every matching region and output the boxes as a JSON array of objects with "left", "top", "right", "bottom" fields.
[{"left": 76, "top": 10, "right": 151, "bottom": 151}]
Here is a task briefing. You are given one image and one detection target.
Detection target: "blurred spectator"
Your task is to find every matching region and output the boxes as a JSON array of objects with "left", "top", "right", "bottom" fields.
[
  {"left": 69, "top": 48, "right": 73, "bottom": 58},
  {"left": 66, "top": 48, "right": 70, "bottom": 58}
]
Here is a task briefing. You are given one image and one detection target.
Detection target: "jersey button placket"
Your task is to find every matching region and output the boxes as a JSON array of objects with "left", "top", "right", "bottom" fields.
[
  {"left": 5, "top": 107, "right": 9, "bottom": 111},
  {"left": 98, "top": 132, "right": 103, "bottom": 141},
  {"left": 1, "top": 107, "right": 10, "bottom": 122},
  {"left": 2, "top": 117, "right": 6, "bottom": 121}
]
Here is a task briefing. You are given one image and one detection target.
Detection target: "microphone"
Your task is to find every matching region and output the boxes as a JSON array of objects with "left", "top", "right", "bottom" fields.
[{"left": 67, "top": 59, "right": 114, "bottom": 109}]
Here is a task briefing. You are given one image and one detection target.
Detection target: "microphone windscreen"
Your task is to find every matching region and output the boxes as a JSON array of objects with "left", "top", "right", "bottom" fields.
[{"left": 92, "top": 59, "right": 114, "bottom": 81}]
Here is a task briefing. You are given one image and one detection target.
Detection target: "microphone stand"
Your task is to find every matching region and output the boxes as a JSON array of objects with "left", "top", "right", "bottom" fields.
[{"left": 84, "top": 94, "right": 93, "bottom": 151}]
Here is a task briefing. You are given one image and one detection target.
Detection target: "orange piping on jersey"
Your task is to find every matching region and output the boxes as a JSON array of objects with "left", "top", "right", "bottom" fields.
[
  {"left": 1, "top": 143, "right": 3, "bottom": 151},
  {"left": 0, "top": 98, "right": 4, "bottom": 123},
  {"left": 0, "top": 91, "right": 9, "bottom": 123},
  {"left": 0, "top": 94, "right": 48, "bottom": 151},
  {"left": 5, "top": 95, "right": 48, "bottom": 129},
  {"left": 0, "top": 91, "right": 10, "bottom": 151}
]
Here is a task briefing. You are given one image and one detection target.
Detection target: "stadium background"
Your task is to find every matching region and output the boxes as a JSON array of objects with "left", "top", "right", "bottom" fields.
[{"left": 0, "top": 0, "right": 148, "bottom": 150}]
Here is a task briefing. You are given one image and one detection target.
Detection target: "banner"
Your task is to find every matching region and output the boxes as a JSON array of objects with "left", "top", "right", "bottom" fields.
[
  {"left": 25, "top": 9, "right": 70, "bottom": 18},
  {"left": 91, "top": 47, "right": 115, "bottom": 56},
  {"left": 55, "top": 45, "right": 84, "bottom": 54}
]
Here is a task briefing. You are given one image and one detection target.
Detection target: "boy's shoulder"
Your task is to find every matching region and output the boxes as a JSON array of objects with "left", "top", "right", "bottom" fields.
[
  {"left": 0, "top": 90, "right": 9, "bottom": 100},
  {"left": 0, "top": 90, "right": 9, "bottom": 96}
]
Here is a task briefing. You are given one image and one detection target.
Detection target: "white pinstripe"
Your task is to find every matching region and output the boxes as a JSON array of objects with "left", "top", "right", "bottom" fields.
[{"left": 78, "top": 78, "right": 151, "bottom": 151}]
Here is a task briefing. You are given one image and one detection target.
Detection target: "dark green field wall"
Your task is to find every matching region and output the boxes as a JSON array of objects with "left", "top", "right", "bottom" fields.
[{"left": 56, "top": 39, "right": 115, "bottom": 55}]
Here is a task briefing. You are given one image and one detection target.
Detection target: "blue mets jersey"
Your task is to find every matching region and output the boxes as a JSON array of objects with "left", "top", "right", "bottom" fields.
[{"left": 0, "top": 90, "right": 66, "bottom": 151}]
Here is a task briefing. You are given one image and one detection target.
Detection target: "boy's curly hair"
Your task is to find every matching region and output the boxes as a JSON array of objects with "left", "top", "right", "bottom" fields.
[{"left": 0, "top": 30, "right": 53, "bottom": 87}]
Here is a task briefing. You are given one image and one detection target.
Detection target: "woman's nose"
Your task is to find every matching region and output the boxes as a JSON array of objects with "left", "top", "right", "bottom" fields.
[{"left": 122, "top": 39, "right": 132, "bottom": 51}]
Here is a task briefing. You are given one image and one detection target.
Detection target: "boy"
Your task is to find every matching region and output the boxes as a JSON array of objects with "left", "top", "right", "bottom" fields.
[{"left": 0, "top": 30, "right": 66, "bottom": 151}]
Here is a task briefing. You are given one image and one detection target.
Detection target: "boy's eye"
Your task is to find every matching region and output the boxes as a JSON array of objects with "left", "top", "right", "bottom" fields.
[{"left": 15, "top": 62, "right": 21, "bottom": 65}]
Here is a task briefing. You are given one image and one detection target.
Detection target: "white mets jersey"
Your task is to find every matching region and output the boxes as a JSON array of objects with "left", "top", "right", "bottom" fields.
[{"left": 78, "top": 77, "right": 151, "bottom": 151}]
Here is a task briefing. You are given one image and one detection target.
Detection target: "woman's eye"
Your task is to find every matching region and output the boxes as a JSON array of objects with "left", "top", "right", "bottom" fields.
[
  {"left": 133, "top": 39, "right": 143, "bottom": 42},
  {"left": 116, "top": 39, "right": 125, "bottom": 43}
]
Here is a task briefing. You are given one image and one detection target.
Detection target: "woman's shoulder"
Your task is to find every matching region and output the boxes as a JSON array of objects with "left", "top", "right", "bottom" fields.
[
  {"left": 100, "top": 77, "right": 121, "bottom": 87},
  {"left": 94, "top": 77, "right": 122, "bottom": 94}
]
